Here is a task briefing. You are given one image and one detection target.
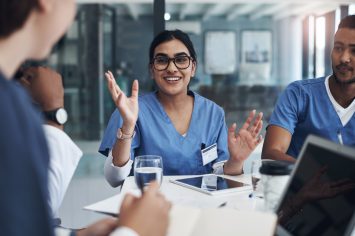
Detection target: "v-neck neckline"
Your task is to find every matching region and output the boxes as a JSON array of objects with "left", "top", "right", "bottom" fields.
[
  {"left": 324, "top": 76, "right": 355, "bottom": 127},
  {"left": 153, "top": 91, "right": 196, "bottom": 139}
]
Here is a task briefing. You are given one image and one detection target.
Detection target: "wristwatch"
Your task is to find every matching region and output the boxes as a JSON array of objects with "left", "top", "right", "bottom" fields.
[{"left": 43, "top": 108, "right": 68, "bottom": 125}]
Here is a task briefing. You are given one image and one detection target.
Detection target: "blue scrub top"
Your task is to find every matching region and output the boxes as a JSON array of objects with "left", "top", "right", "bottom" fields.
[
  {"left": 268, "top": 77, "right": 355, "bottom": 158},
  {"left": 99, "top": 91, "right": 229, "bottom": 175}
]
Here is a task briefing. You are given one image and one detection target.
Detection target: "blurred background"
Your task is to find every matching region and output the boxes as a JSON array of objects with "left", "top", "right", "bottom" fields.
[{"left": 48, "top": 0, "right": 355, "bottom": 229}]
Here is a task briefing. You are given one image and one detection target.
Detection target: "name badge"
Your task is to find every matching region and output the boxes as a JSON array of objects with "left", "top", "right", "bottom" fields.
[{"left": 201, "top": 143, "right": 218, "bottom": 166}]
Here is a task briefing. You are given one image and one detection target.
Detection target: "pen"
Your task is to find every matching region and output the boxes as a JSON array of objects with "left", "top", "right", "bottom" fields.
[
  {"left": 218, "top": 202, "right": 227, "bottom": 208},
  {"left": 201, "top": 143, "right": 206, "bottom": 150},
  {"left": 337, "top": 131, "right": 343, "bottom": 145}
]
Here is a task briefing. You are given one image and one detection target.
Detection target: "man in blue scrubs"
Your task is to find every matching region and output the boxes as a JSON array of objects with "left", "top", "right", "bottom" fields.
[{"left": 262, "top": 15, "right": 355, "bottom": 162}]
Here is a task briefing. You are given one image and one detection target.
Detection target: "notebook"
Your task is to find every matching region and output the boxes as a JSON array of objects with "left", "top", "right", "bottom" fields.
[{"left": 276, "top": 135, "right": 355, "bottom": 236}]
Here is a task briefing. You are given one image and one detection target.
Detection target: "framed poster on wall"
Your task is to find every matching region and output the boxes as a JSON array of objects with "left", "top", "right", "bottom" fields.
[
  {"left": 204, "top": 31, "right": 237, "bottom": 74},
  {"left": 239, "top": 30, "right": 272, "bottom": 84},
  {"left": 241, "top": 30, "right": 272, "bottom": 64}
]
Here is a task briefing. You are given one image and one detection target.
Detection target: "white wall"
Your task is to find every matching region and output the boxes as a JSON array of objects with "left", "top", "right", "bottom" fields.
[{"left": 274, "top": 16, "right": 303, "bottom": 85}]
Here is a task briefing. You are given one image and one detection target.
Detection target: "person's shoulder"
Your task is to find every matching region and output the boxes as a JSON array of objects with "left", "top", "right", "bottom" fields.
[
  {"left": 0, "top": 76, "right": 30, "bottom": 107},
  {"left": 286, "top": 77, "right": 326, "bottom": 93},
  {"left": 289, "top": 77, "right": 325, "bottom": 88},
  {"left": 193, "top": 91, "right": 225, "bottom": 114}
]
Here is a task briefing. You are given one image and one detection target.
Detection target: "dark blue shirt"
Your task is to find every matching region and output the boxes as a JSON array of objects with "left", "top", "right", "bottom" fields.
[{"left": 0, "top": 73, "right": 53, "bottom": 235}]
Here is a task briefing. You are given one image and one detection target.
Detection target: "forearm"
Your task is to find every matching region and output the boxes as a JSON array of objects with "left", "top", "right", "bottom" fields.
[
  {"left": 223, "top": 159, "right": 243, "bottom": 175},
  {"left": 111, "top": 124, "right": 135, "bottom": 167},
  {"left": 262, "top": 149, "right": 296, "bottom": 163}
]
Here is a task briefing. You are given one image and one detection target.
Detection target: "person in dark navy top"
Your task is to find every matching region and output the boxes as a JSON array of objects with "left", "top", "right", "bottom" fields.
[{"left": 0, "top": 1, "right": 171, "bottom": 236}]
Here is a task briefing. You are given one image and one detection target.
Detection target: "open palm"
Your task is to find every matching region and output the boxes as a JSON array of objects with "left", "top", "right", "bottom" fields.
[
  {"left": 228, "top": 110, "right": 263, "bottom": 162},
  {"left": 105, "top": 70, "right": 139, "bottom": 127}
]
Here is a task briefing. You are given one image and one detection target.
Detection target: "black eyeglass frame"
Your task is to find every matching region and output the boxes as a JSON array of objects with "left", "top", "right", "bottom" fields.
[{"left": 151, "top": 55, "right": 194, "bottom": 71}]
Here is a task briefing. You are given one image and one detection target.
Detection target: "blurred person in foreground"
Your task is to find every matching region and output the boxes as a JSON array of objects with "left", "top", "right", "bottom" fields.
[{"left": 0, "top": 1, "right": 170, "bottom": 236}]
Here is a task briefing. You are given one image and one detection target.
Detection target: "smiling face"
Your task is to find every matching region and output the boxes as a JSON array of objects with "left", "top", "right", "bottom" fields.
[
  {"left": 331, "top": 28, "right": 355, "bottom": 85},
  {"left": 150, "top": 38, "right": 196, "bottom": 97}
]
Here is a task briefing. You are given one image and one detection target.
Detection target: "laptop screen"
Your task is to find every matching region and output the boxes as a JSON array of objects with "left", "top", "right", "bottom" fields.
[{"left": 276, "top": 137, "right": 355, "bottom": 236}]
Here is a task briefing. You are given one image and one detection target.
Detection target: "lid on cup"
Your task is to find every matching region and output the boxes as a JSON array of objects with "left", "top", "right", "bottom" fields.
[{"left": 259, "top": 160, "right": 294, "bottom": 176}]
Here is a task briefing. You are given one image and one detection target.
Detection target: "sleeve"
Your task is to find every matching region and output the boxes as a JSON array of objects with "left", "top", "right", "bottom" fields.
[
  {"left": 268, "top": 82, "right": 307, "bottom": 135},
  {"left": 109, "top": 226, "right": 139, "bottom": 236},
  {"left": 54, "top": 227, "right": 72, "bottom": 236},
  {"left": 99, "top": 110, "right": 123, "bottom": 156},
  {"left": 104, "top": 150, "right": 134, "bottom": 187},
  {"left": 43, "top": 125, "right": 83, "bottom": 217},
  {"left": 215, "top": 108, "right": 229, "bottom": 163},
  {"left": 212, "top": 160, "right": 227, "bottom": 174}
]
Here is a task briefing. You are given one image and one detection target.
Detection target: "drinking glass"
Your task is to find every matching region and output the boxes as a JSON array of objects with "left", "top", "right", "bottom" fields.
[
  {"left": 251, "top": 159, "right": 262, "bottom": 196},
  {"left": 134, "top": 155, "right": 163, "bottom": 192}
]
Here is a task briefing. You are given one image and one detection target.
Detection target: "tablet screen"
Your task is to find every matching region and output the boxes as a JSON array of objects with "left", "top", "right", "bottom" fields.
[{"left": 175, "top": 175, "right": 249, "bottom": 192}]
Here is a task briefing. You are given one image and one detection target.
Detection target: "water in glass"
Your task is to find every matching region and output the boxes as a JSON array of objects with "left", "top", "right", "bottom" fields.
[{"left": 134, "top": 155, "right": 163, "bottom": 192}]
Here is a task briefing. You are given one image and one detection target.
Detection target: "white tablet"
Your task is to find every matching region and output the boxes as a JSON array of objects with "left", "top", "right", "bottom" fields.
[{"left": 170, "top": 174, "right": 252, "bottom": 196}]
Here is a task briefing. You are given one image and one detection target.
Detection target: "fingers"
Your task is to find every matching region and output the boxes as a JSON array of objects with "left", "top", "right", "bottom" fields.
[
  {"left": 227, "top": 123, "right": 237, "bottom": 142},
  {"left": 249, "top": 112, "right": 263, "bottom": 135},
  {"left": 240, "top": 110, "right": 256, "bottom": 130},
  {"left": 131, "top": 80, "right": 139, "bottom": 99},
  {"left": 255, "top": 120, "right": 263, "bottom": 136},
  {"left": 144, "top": 181, "right": 160, "bottom": 196},
  {"left": 120, "top": 193, "right": 138, "bottom": 211},
  {"left": 105, "top": 71, "right": 119, "bottom": 100},
  {"left": 240, "top": 110, "right": 263, "bottom": 134}
]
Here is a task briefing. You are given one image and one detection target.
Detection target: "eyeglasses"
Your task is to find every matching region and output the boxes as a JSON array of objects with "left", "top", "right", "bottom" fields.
[{"left": 152, "top": 55, "right": 193, "bottom": 71}]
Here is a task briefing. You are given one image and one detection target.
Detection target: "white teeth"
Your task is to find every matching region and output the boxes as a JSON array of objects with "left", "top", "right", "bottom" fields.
[{"left": 165, "top": 77, "right": 180, "bottom": 81}]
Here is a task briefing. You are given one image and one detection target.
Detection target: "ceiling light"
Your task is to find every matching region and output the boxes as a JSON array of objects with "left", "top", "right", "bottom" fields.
[{"left": 164, "top": 13, "right": 171, "bottom": 21}]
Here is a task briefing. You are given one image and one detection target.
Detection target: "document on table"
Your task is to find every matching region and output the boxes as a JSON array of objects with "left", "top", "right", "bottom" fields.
[
  {"left": 83, "top": 190, "right": 140, "bottom": 216},
  {"left": 84, "top": 192, "right": 277, "bottom": 236},
  {"left": 168, "top": 206, "right": 277, "bottom": 236}
]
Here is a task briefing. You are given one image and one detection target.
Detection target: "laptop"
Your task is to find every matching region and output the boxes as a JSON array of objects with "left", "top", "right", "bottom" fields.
[{"left": 275, "top": 135, "right": 355, "bottom": 236}]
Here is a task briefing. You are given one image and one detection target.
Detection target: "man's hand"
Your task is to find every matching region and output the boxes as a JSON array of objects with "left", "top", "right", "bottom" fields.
[
  {"left": 118, "top": 181, "right": 171, "bottom": 236},
  {"left": 20, "top": 66, "right": 64, "bottom": 111}
]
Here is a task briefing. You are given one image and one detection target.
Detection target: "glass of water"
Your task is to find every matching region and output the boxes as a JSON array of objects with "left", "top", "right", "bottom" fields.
[
  {"left": 134, "top": 155, "right": 163, "bottom": 192},
  {"left": 251, "top": 160, "right": 262, "bottom": 192}
]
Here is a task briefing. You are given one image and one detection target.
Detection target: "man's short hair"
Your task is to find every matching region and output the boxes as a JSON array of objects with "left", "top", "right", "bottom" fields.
[
  {"left": 0, "top": 0, "right": 39, "bottom": 38},
  {"left": 338, "top": 15, "right": 355, "bottom": 29}
]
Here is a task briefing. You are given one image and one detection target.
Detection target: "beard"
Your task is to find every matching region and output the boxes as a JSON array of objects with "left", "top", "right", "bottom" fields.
[
  {"left": 332, "top": 64, "right": 355, "bottom": 85},
  {"left": 333, "top": 74, "right": 355, "bottom": 84}
]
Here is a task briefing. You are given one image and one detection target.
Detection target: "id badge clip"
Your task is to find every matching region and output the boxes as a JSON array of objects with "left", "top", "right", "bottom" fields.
[{"left": 201, "top": 143, "right": 218, "bottom": 166}]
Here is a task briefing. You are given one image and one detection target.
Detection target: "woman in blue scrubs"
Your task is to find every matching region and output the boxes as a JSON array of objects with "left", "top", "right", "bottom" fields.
[{"left": 100, "top": 30, "right": 263, "bottom": 187}]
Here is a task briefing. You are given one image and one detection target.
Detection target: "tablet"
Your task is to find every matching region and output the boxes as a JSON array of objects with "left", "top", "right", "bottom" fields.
[{"left": 170, "top": 174, "right": 252, "bottom": 195}]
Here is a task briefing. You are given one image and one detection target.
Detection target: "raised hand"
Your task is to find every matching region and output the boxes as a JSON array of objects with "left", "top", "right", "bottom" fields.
[
  {"left": 105, "top": 70, "right": 139, "bottom": 132},
  {"left": 228, "top": 110, "right": 263, "bottom": 163}
]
